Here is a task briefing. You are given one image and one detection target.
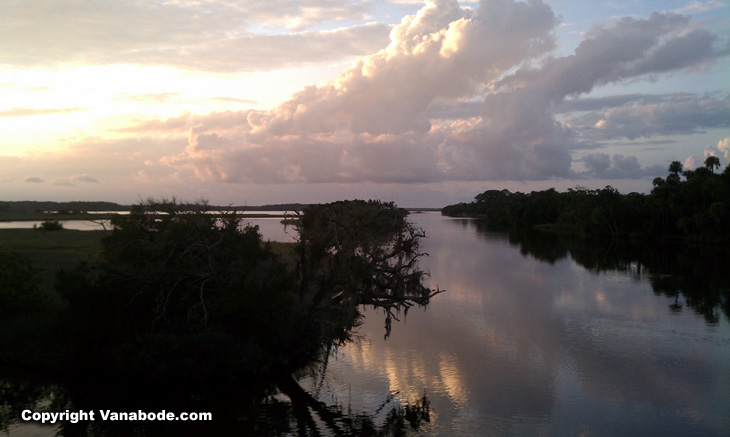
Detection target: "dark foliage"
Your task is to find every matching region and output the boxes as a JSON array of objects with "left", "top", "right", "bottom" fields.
[
  {"left": 0, "top": 249, "right": 43, "bottom": 318},
  {"left": 291, "top": 200, "right": 441, "bottom": 339},
  {"left": 1, "top": 198, "right": 437, "bottom": 391},
  {"left": 38, "top": 220, "right": 64, "bottom": 231},
  {"left": 443, "top": 158, "right": 730, "bottom": 243},
  {"left": 53, "top": 199, "right": 303, "bottom": 384}
]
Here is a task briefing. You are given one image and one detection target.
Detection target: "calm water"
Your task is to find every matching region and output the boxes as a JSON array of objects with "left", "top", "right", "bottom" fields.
[
  {"left": 298, "top": 213, "right": 730, "bottom": 435},
  {"left": 0, "top": 212, "right": 298, "bottom": 239},
  {"left": 3, "top": 213, "right": 729, "bottom": 435}
]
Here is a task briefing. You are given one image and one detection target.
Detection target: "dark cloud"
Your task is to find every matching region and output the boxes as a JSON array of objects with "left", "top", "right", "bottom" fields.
[
  {"left": 581, "top": 153, "right": 665, "bottom": 179},
  {"left": 557, "top": 94, "right": 687, "bottom": 113},
  {"left": 24, "top": 177, "right": 45, "bottom": 183},
  {"left": 73, "top": 174, "right": 99, "bottom": 183},
  {"left": 567, "top": 93, "right": 730, "bottom": 140}
]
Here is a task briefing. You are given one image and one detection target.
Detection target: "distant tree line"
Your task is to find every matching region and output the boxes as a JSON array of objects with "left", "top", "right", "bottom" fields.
[
  {"left": 442, "top": 157, "right": 730, "bottom": 243},
  {"left": 0, "top": 201, "right": 130, "bottom": 214},
  {"left": 0, "top": 201, "right": 311, "bottom": 215}
]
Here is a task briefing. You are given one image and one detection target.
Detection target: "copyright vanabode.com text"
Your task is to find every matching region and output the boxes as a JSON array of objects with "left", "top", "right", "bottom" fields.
[{"left": 21, "top": 409, "right": 212, "bottom": 424}]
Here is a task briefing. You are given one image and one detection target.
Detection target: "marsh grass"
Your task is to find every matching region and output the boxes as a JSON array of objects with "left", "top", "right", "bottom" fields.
[
  {"left": 0, "top": 229, "right": 106, "bottom": 293},
  {"left": 0, "top": 229, "right": 298, "bottom": 294}
]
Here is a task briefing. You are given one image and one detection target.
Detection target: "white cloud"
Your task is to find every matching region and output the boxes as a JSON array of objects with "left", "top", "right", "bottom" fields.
[
  {"left": 672, "top": 0, "right": 729, "bottom": 15},
  {"left": 718, "top": 137, "right": 730, "bottom": 159},
  {"left": 0, "top": 0, "right": 388, "bottom": 72},
  {"left": 155, "top": 1, "right": 730, "bottom": 185},
  {"left": 0, "top": 107, "right": 85, "bottom": 118}
]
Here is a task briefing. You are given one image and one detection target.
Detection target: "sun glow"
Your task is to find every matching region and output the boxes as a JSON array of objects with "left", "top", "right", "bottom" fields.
[{"left": 0, "top": 62, "right": 346, "bottom": 156}]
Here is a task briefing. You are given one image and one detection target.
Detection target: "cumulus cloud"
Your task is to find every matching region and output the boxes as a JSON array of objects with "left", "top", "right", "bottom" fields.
[
  {"left": 684, "top": 138, "right": 730, "bottom": 169},
  {"left": 718, "top": 137, "right": 730, "bottom": 159},
  {"left": 157, "top": 0, "right": 729, "bottom": 185},
  {"left": 0, "top": 0, "right": 388, "bottom": 72}
]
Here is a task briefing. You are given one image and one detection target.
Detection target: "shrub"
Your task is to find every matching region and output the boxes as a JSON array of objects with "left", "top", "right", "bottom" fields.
[{"left": 39, "top": 220, "right": 63, "bottom": 231}]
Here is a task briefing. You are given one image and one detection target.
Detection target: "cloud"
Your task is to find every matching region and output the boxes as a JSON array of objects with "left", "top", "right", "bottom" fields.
[
  {"left": 582, "top": 153, "right": 665, "bottom": 179},
  {"left": 154, "top": 1, "right": 730, "bottom": 185},
  {"left": 565, "top": 93, "right": 730, "bottom": 140},
  {"left": 73, "top": 174, "right": 99, "bottom": 183},
  {"left": 0, "top": 107, "right": 84, "bottom": 117},
  {"left": 684, "top": 137, "right": 730, "bottom": 169},
  {"left": 718, "top": 137, "right": 730, "bottom": 159},
  {"left": 24, "top": 177, "right": 45, "bottom": 183},
  {"left": 0, "top": 1, "right": 389, "bottom": 72},
  {"left": 117, "top": 93, "right": 181, "bottom": 104},
  {"left": 209, "top": 97, "right": 259, "bottom": 105},
  {"left": 672, "top": 0, "right": 729, "bottom": 15}
]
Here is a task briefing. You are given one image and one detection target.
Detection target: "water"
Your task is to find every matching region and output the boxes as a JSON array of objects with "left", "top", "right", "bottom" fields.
[
  {"left": 3, "top": 213, "right": 729, "bottom": 435},
  {"left": 0, "top": 212, "right": 297, "bottom": 237},
  {"left": 297, "top": 213, "right": 730, "bottom": 435}
]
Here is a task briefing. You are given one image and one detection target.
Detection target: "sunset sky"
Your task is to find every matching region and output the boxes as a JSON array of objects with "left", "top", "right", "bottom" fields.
[{"left": 1, "top": 0, "right": 729, "bottom": 207}]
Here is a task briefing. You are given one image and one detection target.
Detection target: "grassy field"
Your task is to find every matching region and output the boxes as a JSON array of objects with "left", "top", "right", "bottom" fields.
[
  {"left": 0, "top": 229, "right": 106, "bottom": 292},
  {"left": 1, "top": 229, "right": 298, "bottom": 293}
]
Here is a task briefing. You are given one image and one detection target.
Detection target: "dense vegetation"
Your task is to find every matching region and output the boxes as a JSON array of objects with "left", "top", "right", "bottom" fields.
[
  {"left": 1, "top": 199, "right": 437, "bottom": 389},
  {"left": 442, "top": 157, "right": 730, "bottom": 243}
]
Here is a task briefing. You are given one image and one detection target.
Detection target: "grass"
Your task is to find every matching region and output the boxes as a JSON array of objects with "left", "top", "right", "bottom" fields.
[
  {"left": 1, "top": 229, "right": 299, "bottom": 293},
  {"left": 0, "top": 229, "right": 106, "bottom": 293},
  {"left": 267, "top": 241, "right": 298, "bottom": 272}
]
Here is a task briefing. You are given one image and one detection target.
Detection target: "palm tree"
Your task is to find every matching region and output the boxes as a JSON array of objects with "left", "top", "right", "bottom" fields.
[{"left": 704, "top": 156, "right": 721, "bottom": 173}]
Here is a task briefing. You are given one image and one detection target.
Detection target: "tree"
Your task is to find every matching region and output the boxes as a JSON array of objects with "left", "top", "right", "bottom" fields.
[
  {"left": 704, "top": 156, "right": 721, "bottom": 173},
  {"left": 667, "top": 161, "right": 683, "bottom": 185},
  {"left": 52, "top": 198, "right": 440, "bottom": 383},
  {"left": 55, "top": 198, "right": 303, "bottom": 382},
  {"left": 291, "top": 200, "right": 441, "bottom": 338}
]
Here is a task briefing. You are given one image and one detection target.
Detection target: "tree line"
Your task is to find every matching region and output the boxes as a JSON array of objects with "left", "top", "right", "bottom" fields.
[{"left": 442, "top": 157, "right": 730, "bottom": 243}]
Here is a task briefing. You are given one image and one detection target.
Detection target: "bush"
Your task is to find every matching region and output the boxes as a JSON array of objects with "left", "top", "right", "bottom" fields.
[{"left": 39, "top": 220, "right": 63, "bottom": 231}]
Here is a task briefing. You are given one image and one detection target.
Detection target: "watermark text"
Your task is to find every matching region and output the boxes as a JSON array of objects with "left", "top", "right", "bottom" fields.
[{"left": 21, "top": 409, "right": 212, "bottom": 424}]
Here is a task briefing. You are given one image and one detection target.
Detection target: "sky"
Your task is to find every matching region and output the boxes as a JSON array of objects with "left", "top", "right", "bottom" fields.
[{"left": 1, "top": 0, "right": 729, "bottom": 207}]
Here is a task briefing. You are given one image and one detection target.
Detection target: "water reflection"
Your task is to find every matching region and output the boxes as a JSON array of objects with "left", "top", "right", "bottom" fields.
[
  {"left": 311, "top": 214, "right": 730, "bottom": 435},
  {"left": 496, "top": 224, "right": 730, "bottom": 324}
]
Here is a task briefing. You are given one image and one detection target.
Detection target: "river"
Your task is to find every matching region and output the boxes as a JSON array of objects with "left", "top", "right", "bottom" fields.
[{"left": 292, "top": 212, "right": 730, "bottom": 435}]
